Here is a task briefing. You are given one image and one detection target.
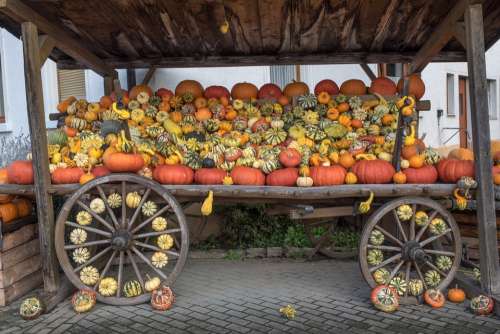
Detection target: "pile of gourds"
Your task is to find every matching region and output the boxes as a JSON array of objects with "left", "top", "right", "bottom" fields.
[{"left": 0, "top": 167, "right": 33, "bottom": 223}]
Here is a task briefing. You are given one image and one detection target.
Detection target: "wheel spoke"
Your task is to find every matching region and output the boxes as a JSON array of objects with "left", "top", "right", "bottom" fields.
[
  {"left": 121, "top": 181, "right": 127, "bottom": 228},
  {"left": 74, "top": 246, "right": 112, "bottom": 272},
  {"left": 131, "top": 246, "right": 168, "bottom": 280},
  {"left": 373, "top": 225, "right": 404, "bottom": 247},
  {"left": 424, "top": 260, "right": 447, "bottom": 277},
  {"left": 133, "top": 241, "right": 180, "bottom": 257},
  {"left": 409, "top": 204, "right": 416, "bottom": 240},
  {"left": 415, "top": 210, "right": 438, "bottom": 242},
  {"left": 94, "top": 250, "right": 117, "bottom": 289},
  {"left": 96, "top": 185, "right": 121, "bottom": 229},
  {"left": 423, "top": 249, "right": 455, "bottom": 257},
  {"left": 65, "top": 239, "right": 111, "bottom": 250},
  {"left": 369, "top": 253, "right": 402, "bottom": 272},
  {"left": 392, "top": 209, "right": 408, "bottom": 242},
  {"left": 131, "top": 205, "right": 171, "bottom": 234},
  {"left": 128, "top": 188, "right": 151, "bottom": 230},
  {"left": 65, "top": 221, "right": 112, "bottom": 238},
  {"left": 413, "top": 260, "right": 427, "bottom": 290},
  {"left": 367, "top": 245, "right": 401, "bottom": 252},
  {"left": 133, "top": 229, "right": 182, "bottom": 239},
  {"left": 76, "top": 200, "right": 115, "bottom": 232},
  {"left": 419, "top": 229, "right": 451, "bottom": 247},
  {"left": 404, "top": 261, "right": 411, "bottom": 297},
  {"left": 387, "top": 260, "right": 405, "bottom": 283},
  {"left": 127, "top": 250, "right": 144, "bottom": 288},
  {"left": 117, "top": 251, "right": 124, "bottom": 297}
]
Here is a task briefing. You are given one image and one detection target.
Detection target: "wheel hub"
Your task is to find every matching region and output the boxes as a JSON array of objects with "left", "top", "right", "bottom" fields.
[
  {"left": 402, "top": 240, "right": 430, "bottom": 263},
  {"left": 111, "top": 229, "right": 132, "bottom": 251}
]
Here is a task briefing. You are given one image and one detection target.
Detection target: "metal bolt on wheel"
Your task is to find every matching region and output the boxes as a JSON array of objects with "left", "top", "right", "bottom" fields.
[
  {"left": 359, "top": 197, "right": 461, "bottom": 294},
  {"left": 55, "top": 174, "right": 189, "bottom": 305}
]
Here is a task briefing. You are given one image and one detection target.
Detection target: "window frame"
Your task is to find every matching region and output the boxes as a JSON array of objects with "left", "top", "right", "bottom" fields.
[{"left": 446, "top": 73, "right": 456, "bottom": 116}]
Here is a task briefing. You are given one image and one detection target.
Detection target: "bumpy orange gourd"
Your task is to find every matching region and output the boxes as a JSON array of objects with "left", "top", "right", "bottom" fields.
[{"left": 0, "top": 203, "right": 18, "bottom": 223}]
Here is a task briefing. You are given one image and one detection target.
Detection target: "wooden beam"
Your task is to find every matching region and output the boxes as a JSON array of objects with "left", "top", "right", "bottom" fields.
[
  {"left": 21, "top": 22, "right": 59, "bottom": 294},
  {"left": 0, "top": 0, "right": 116, "bottom": 77},
  {"left": 103, "top": 76, "right": 113, "bottom": 96},
  {"left": 360, "top": 64, "right": 377, "bottom": 81},
  {"left": 409, "top": 0, "right": 468, "bottom": 74},
  {"left": 454, "top": 22, "right": 466, "bottom": 48},
  {"left": 141, "top": 66, "right": 157, "bottom": 85},
  {"left": 127, "top": 69, "right": 136, "bottom": 89},
  {"left": 38, "top": 34, "right": 55, "bottom": 65},
  {"left": 464, "top": 2, "right": 500, "bottom": 296},
  {"left": 56, "top": 51, "right": 467, "bottom": 70},
  {"left": 392, "top": 64, "right": 409, "bottom": 170}
]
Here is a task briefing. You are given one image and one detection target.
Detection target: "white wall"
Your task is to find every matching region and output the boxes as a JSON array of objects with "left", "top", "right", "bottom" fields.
[{"left": 0, "top": 29, "right": 58, "bottom": 137}]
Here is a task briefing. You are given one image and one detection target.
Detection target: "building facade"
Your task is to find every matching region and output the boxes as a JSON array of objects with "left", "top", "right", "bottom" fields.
[{"left": 1, "top": 28, "right": 499, "bottom": 150}]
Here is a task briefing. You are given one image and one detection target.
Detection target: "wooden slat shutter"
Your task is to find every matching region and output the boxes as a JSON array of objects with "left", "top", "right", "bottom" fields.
[{"left": 57, "top": 69, "right": 86, "bottom": 101}]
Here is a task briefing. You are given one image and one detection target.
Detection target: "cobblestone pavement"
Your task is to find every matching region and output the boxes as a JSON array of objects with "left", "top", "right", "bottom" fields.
[{"left": 1, "top": 259, "right": 499, "bottom": 334}]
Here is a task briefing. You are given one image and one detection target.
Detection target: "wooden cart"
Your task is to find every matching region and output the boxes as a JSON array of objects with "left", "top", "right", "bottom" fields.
[{"left": 0, "top": 0, "right": 498, "bottom": 311}]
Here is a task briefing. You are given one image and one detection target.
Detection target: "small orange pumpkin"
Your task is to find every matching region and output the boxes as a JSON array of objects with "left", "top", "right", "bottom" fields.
[
  {"left": 13, "top": 198, "right": 32, "bottom": 217},
  {"left": 169, "top": 111, "right": 183, "bottom": 123},
  {"left": 0, "top": 203, "right": 19, "bottom": 223},
  {"left": 424, "top": 289, "right": 446, "bottom": 308},
  {"left": 337, "top": 102, "right": 350, "bottom": 113},
  {"left": 381, "top": 114, "right": 395, "bottom": 126},
  {"left": 327, "top": 108, "right": 339, "bottom": 120},
  {"left": 317, "top": 92, "right": 331, "bottom": 104},
  {"left": 393, "top": 171, "right": 407, "bottom": 184},
  {"left": 338, "top": 114, "right": 351, "bottom": 127},
  {"left": 409, "top": 155, "right": 425, "bottom": 169},
  {"left": 339, "top": 153, "right": 355, "bottom": 169},
  {"left": 447, "top": 286, "right": 466, "bottom": 303},
  {"left": 194, "top": 97, "right": 208, "bottom": 109},
  {"left": 195, "top": 108, "right": 212, "bottom": 122}
]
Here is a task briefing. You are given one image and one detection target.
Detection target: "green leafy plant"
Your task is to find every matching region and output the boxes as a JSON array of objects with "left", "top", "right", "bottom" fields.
[
  {"left": 284, "top": 225, "right": 311, "bottom": 248},
  {"left": 224, "top": 250, "right": 243, "bottom": 260}
]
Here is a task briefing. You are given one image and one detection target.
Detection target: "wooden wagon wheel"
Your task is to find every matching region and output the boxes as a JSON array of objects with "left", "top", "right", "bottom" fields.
[
  {"left": 359, "top": 197, "right": 461, "bottom": 295},
  {"left": 55, "top": 174, "right": 189, "bottom": 305}
]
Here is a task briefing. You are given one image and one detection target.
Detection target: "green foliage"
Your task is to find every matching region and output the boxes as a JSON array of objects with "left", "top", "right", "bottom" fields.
[
  {"left": 312, "top": 226, "right": 359, "bottom": 249},
  {"left": 284, "top": 225, "right": 311, "bottom": 248},
  {"left": 224, "top": 250, "right": 243, "bottom": 260}
]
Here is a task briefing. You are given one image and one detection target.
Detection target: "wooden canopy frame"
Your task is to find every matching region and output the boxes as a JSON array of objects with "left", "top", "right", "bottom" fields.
[{"left": 0, "top": 0, "right": 499, "bottom": 311}]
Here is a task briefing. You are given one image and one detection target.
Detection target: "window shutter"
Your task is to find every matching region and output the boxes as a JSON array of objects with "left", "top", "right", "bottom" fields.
[
  {"left": 270, "top": 65, "right": 295, "bottom": 89},
  {"left": 57, "top": 69, "right": 86, "bottom": 101}
]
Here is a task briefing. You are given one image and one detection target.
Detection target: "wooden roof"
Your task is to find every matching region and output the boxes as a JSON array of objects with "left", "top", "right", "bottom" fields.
[{"left": 1, "top": 0, "right": 499, "bottom": 71}]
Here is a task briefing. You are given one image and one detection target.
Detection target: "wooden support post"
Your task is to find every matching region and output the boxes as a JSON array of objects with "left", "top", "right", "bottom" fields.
[
  {"left": 104, "top": 76, "right": 114, "bottom": 96},
  {"left": 360, "top": 64, "right": 377, "bottom": 81},
  {"left": 391, "top": 65, "right": 409, "bottom": 170},
  {"left": 21, "top": 22, "right": 59, "bottom": 294},
  {"left": 127, "top": 69, "right": 136, "bottom": 89},
  {"left": 141, "top": 66, "right": 157, "bottom": 85},
  {"left": 454, "top": 22, "right": 466, "bottom": 48},
  {"left": 464, "top": 2, "right": 500, "bottom": 296},
  {"left": 38, "top": 34, "right": 55, "bottom": 65}
]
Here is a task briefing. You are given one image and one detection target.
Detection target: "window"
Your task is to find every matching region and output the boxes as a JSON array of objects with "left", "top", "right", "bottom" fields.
[
  {"left": 446, "top": 74, "right": 455, "bottom": 116},
  {"left": 0, "top": 50, "right": 4, "bottom": 124},
  {"left": 270, "top": 65, "right": 295, "bottom": 89},
  {"left": 487, "top": 79, "right": 498, "bottom": 120},
  {"left": 57, "top": 69, "right": 86, "bottom": 101},
  {"left": 386, "top": 64, "right": 403, "bottom": 79}
]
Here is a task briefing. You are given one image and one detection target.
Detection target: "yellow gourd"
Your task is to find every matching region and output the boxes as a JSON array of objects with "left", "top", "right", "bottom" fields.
[
  {"left": 404, "top": 125, "right": 416, "bottom": 146},
  {"left": 358, "top": 192, "right": 374, "bottom": 214},
  {"left": 453, "top": 188, "right": 467, "bottom": 210},
  {"left": 201, "top": 191, "right": 214, "bottom": 216}
]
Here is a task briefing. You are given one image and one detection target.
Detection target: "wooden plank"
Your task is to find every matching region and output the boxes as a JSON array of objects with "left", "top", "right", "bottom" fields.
[
  {"left": 360, "top": 64, "right": 377, "bottom": 81},
  {"left": 38, "top": 34, "right": 56, "bottom": 65},
  {"left": 454, "top": 22, "right": 466, "bottom": 48},
  {"left": 465, "top": 2, "right": 500, "bottom": 295},
  {"left": 141, "top": 66, "right": 157, "bottom": 85},
  {"left": 0, "top": 254, "right": 41, "bottom": 288},
  {"left": 290, "top": 206, "right": 354, "bottom": 220},
  {"left": 0, "top": 0, "right": 116, "bottom": 77},
  {"left": 0, "top": 238, "right": 39, "bottom": 270},
  {"left": 103, "top": 76, "right": 114, "bottom": 96},
  {"left": 0, "top": 270, "right": 42, "bottom": 306},
  {"left": 409, "top": 0, "right": 467, "bottom": 74},
  {"left": 56, "top": 51, "right": 467, "bottom": 70},
  {"left": 21, "top": 22, "right": 59, "bottom": 294},
  {"left": 392, "top": 64, "right": 409, "bottom": 169},
  {"left": 370, "top": 0, "right": 399, "bottom": 51},
  {"left": 1, "top": 224, "right": 36, "bottom": 252},
  {"left": 127, "top": 69, "right": 136, "bottom": 89}
]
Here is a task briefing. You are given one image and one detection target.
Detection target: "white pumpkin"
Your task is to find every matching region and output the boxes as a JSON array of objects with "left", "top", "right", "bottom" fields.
[
  {"left": 107, "top": 193, "right": 122, "bottom": 209},
  {"left": 126, "top": 192, "right": 141, "bottom": 208},
  {"left": 152, "top": 217, "right": 167, "bottom": 232},
  {"left": 151, "top": 252, "right": 168, "bottom": 268},
  {"left": 141, "top": 201, "right": 157, "bottom": 217},
  {"left": 76, "top": 211, "right": 92, "bottom": 226},
  {"left": 70, "top": 228, "right": 87, "bottom": 245},
  {"left": 296, "top": 176, "right": 313, "bottom": 187},
  {"left": 72, "top": 248, "right": 90, "bottom": 264},
  {"left": 80, "top": 266, "right": 100, "bottom": 286},
  {"left": 144, "top": 276, "right": 161, "bottom": 292},
  {"left": 89, "top": 198, "right": 106, "bottom": 214},
  {"left": 99, "top": 277, "right": 118, "bottom": 296}
]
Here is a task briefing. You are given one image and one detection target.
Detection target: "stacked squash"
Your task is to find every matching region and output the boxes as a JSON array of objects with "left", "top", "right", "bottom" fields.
[
  {"left": 0, "top": 167, "right": 33, "bottom": 223},
  {"left": 34, "top": 75, "right": 476, "bottom": 187}
]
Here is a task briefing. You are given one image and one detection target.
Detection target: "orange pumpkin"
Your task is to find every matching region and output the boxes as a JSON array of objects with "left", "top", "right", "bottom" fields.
[
  {"left": 310, "top": 166, "right": 346, "bottom": 186},
  {"left": 326, "top": 108, "right": 340, "bottom": 121},
  {"left": 448, "top": 148, "right": 474, "bottom": 161},
  {"left": 447, "top": 286, "right": 466, "bottom": 303},
  {"left": 494, "top": 173, "right": 500, "bottom": 185},
  {"left": 194, "top": 168, "right": 227, "bottom": 185},
  {"left": 104, "top": 153, "right": 144, "bottom": 173},
  {"left": 337, "top": 102, "right": 350, "bottom": 113},
  {"left": 314, "top": 79, "right": 339, "bottom": 95},
  {"left": 369, "top": 77, "right": 397, "bottom": 96},
  {"left": 393, "top": 171, "right": 407, "bottom": 184},
  {"left": 403, "top": 165, "right": 438, "bottom": 184},
  {"left": 170, "top": 111, "right": 183, "bottom": 123},
  {"left": 266, "top": 168, "right": 299, "bottom": 187},
  {"left": 57, "top": 96, "right": 76, "bottom": 113},
  {"left": 225, "top": 108, "right": 237, "bottom": 121},
  {"left": 408, "top": 155, "right": 425, "bottom": 168},
  {"left": 317, "top": 92, "right": 331, "bottom": 104},
  {"left": 204, "top": 85, "right": 230, "bottom": 99},
  {"left": 230, "top": 166, "right": 265, "bottom": 186},
  {"left": 129, "top": 84, "right": 153, "bottom": 100},
  {"left": 437, "top": 159, "right": 475, "bottom": 183},
  {"left": 283, "top": 81, "right": 310, "bottom": 99},
  {"left": 158, "top": 101, "right": 171, "bottom": 112},
  {"left": 156, "top": 88, "right": 174, "bottom": 100},
  {"left": 340, "top": 79, "right": 367, "bottom": 95},
  {"left": 13, "top": 198, "right": 32, "bottom": 217},
  {"left": 175, "top": 80, "right": 204, "bottom": 98},
  {"left": 231, "top": 82, "right": 258, "bottom": 100},
  {"left": 0, "top": 168, "right": 13, "bottom": 204},
  {"left": 277, "top": 95, "right": 290, "bottom": 106},
  {"left": 153, "top": 165, "right": 194, "bottom": 185},
  {"left": 351, "top": 160, "right": 395, "bottom": 184},
  {"left": 64, "top": 126, "right": 78, "bottom": 138},
  {"left": 7, "top": 160, "right": 34, "bottom": 185},
  {"left": 258, "top": 83, "right": 282, "bottom": 100},
  {"left": 91, "top": 165, "right": 111, "bottom": 178},
  {"left": 402, "top": 144, "right": 424, "bottom": 160},
  {"left": 338, "top": 114, "right": 351, "bottom": 127},
  {"left": 424, "top": 289, "right": 445, "bottom": 308},
  {"left": 397, "top": 74, "right": 426, "bottom": 100},
  {"left": 279, "top": 148, "right": 301, "bottom": 168},
  {"left": 351, "top": 119, "right": 363, "bottom": 129},
  {"left": 195, "top": 107, "right": 212, "bottom": 121},
  {"left": 51, "top": 167, "right": 85, "bottom": 184},
  {"left": 0, "top": 203, "right": 18, "bottom": 223},
  {"left": 339, "top": 153, "right": 356, "bottom": 169},
  {"left": 194, "top": 97, "right": 208, "bottom": 109},
  {"left": 381, "top": 114, "right": 395, "bottom": 126}
]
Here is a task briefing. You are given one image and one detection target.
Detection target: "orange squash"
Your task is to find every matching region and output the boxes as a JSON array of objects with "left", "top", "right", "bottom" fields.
[
  {"left": 154, "top": 165, "right": 194, "bottom": 185},
  {"left": 397, "top": 74, "right": 425, "bottom": 100},
  {"left": 195, "top": 107, "right": 212, "bottom": 122},
  {"left": 447, "top": 286, "right": 466, "bottom": 303},
  {"left": 7, "top": 160, "right": 34, "bottom": 185},
  {"left": 13, "top": 198, "right": 32, "bottom": 217},
  {"left": 104, "top": 152, "right": 144, "bottom": 173},
  {"left": 0, "top": 168, "right": 13, "bottom": 204},
  {"left": 283, "top": 81, "right": 309, "bottom": 99},
  {"left": 57, "top": 96, "right": 76, "bottom": 113},
  {"left": 408, "top": 155, "right": 425, "bottom": 169},
  {"left": 0, "top": 203, "right": 18, "bottom": 223},
  {"left": 231, "top": 82, "right": 258, "bottom": 100},
  {"left": 448, "top": 148, "right": 474, "bottom": 161},
  {"left": 51, "top": 167, "right": 85, "bottom": 184},
  {"left": 340, "top": 79, "right": 367, "bottom": 95},
  {"left": 175, "top": 80, "right": 204, "bottom": 98},
  {"left": 327, "top": 107, "right": 339, "bottom": 120},
  {"left": 337, "top": 102, "right": 350, "bottom": 113},
  {"left": 194, "top": 168, "right": 227, "bottom": 185},
  {"left": 437, "top": 159, "right": 475, "bottom": 183},
  {"left": 339, "top": 153, "right": 355, "bottom": 169},
  {"left": 314, "top": 79, "right": 339, "bottom": 95},
  {"left": 129, "top": 84, "right": 153, "bottom": 100},
  {"left": 230, "top": 166, "right": 265, "bottom": 186},
  {"left": 393, "top": 171, "right": 407, "bottom": 184},
  {"left": 369, "top": 77, "right": 397, "bottom": 96},
  {"left": 310, "top": 166, "right": 347, "bottom": 186}
]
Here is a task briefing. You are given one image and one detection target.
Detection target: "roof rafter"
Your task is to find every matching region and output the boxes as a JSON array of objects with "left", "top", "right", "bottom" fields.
[{"left": 0, "top": 0, "right": 116, "bottom": 77}]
